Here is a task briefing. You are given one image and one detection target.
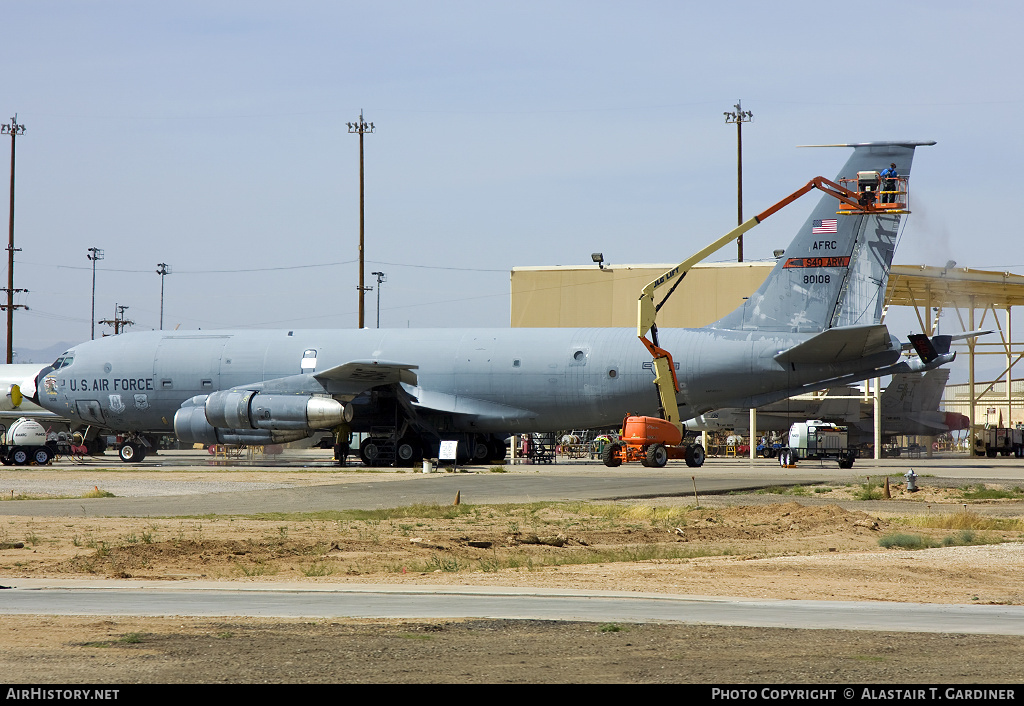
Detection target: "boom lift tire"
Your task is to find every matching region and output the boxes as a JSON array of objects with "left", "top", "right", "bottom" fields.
[
  {"left": 684, "top": 443, "right": 706, "bottom": 468},
  {"left": 646, "top": 444, "right": 669, "bottom": 468},
  {"left": 602, "top": 442, "right": 623, "bottom": 468}
]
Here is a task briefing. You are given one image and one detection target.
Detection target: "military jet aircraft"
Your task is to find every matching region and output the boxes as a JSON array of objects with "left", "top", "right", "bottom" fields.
[
  {"left": 31, "top": 140, "right": 945, "bottom": 465},
  {"left": 684, "top": 368, "right": 969, "bottom": 442}
]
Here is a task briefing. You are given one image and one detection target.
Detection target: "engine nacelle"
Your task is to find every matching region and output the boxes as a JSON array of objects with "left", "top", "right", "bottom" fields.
[
  {"left": 204, "top": 390, "right": 257, "bottom": 429},
  {"left": 174, "top": 392, "right": 351, "bottom": 446},
  {"left": 247, "top": 394, "right": 350, "bottom": 431},
  {"left": 173, "top": 397, "right": 309, "bottom": 446}
]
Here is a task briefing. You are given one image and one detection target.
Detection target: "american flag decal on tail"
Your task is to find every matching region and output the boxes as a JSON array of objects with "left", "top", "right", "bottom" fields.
[{"left": 812, "top": 218, "right": 838, "bottom": 234}]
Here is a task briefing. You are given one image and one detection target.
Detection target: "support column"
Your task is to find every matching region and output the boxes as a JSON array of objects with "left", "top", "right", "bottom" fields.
[
  {"left": 749, "top": 408, "right": 757, "bottom": 460},
  {"left": 969, "top": 297, "right": 976, "bottom": 452},
  {"left": 873, "top": 377, "right": 882, "bottom": 460}
]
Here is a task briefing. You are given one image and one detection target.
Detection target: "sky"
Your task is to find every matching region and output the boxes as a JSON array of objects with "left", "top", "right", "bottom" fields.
[{"left": 0, "top": 0, "right": 1020, "bottom": 384}]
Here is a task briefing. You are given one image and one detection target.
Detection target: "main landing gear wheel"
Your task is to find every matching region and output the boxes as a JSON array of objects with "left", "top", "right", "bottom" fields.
[
  {"left": 395, "top": 437, "right": 422, "bottom": 467},
  {"left": 488, "top": 438, "right": 508, "bottom": 463},
  {"left": 359, "top": 437, "right": 383, "bottom": 467},
  {"left": 471, "top": 435, "right": 491, "bottom": 463},
  {"left": 119, "top": 443, "right": 146, "bottom": 463}
]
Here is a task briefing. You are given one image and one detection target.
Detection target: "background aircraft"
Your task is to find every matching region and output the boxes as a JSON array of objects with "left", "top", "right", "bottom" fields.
[
  {"left": 685, "top": 369, "right": 969, "bottom": 444},
  {"left": 31, "top": 141, "right": 945, "bottom": 465}
]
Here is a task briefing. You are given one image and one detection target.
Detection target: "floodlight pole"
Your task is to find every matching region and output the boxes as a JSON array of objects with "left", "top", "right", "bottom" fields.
[
  {"left": 348, "top": 111, "right": 375, "bottom": 329},
  {"left": 156, "top": 262, "right": 171, "bottom": 330},
  {"left": 371, "top": 271, "right": 386, "bottom": 328},
  {"left": 1, "top": 115, "right": 26, "bottom": 363},
  {"left": 87, "top": 247, "right": 104, "bottom": 339},
  {"left": 724, "top": 101, "right": 752, "bottom": 262}
]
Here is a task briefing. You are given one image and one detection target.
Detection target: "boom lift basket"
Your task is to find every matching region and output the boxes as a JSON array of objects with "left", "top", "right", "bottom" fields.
[{"left": 838, "top": 174, "right": 909, "bottom": 214}]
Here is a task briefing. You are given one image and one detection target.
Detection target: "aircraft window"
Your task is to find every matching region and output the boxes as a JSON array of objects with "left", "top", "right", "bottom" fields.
[
  {"left": 60, "top": 357, "right": 74, "bottom": 368},
  {"left": 573, "top": 351, "right": 585, "bottom": 362},
  {"left": 300, "top": 349, "right": 317, "bottom": 372},
  {"left": 51, "top": 356, "right": 64, "bottom": 368},
  {"left": 608, "top": 369, "right": 617, "bottom": 378},
  {"left": 513, "top": 359, "right": 521, "bottom": 368}
]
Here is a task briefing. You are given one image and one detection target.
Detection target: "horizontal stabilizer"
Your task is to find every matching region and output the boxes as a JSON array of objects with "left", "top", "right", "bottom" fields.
[
  {"left": 901, "top": 330, "right": 991, "bottom": 357},
  {"left": 906, "top": 413, "right": 951, "bottom": 431},
  {"left": 774, "top": 325, "right": 892, "bottom": 365},
  {"left": 314, "top": 360, "right": 419, "bottom": 386}
]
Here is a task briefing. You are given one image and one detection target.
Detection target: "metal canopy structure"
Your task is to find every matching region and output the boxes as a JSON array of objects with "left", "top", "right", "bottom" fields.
[{"left": 886, "top": 264, "right": 1024, "bottom": 434}]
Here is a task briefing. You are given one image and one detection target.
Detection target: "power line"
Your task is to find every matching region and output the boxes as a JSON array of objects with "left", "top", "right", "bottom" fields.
[{"left": 48, "top": 258, "right": 507, "bottom": 274}]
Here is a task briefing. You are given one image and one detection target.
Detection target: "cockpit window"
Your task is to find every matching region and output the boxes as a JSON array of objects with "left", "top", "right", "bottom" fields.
[{"left": 51, "top": 355, "right": 74, "bottom": 369}]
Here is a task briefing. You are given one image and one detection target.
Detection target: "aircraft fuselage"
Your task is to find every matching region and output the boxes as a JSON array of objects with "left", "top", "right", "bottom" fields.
[{"left": 36, "top": 326, "right": 899, "bottom": 436}]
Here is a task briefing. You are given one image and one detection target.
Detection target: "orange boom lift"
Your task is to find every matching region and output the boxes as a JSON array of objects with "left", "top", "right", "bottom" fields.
[{"left": 601, "top": 172, "right": 909, "bottom": 468}]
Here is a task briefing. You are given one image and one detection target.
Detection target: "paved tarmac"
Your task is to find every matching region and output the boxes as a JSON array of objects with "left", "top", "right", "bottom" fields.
[
  {"left": 4, "top": 581, "right": 1024, "bottom": 636},
  {"left": 0, "top": 449, "right": 1020, "bottom": 518}
]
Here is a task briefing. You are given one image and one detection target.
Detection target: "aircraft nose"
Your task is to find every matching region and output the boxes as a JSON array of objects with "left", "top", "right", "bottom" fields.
[{"left": 28, "top": 365, "right": 54, "bottom": 405}]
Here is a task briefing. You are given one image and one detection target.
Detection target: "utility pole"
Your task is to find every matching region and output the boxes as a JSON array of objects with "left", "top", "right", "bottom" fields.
[
  {"left": 1, "top": 115, "right": 26, "bottom": 363},
  {"left": 98, "top": 303, "right": 133, "bottom": 336},
  {"left": 87, "top": 247, "right": 104, "bottom": 339},
  {"left": 723, "top": 101, "right": 752, "bottom": 262},
  {"left": 371, "top": 270, "right": 386, "bottom": 328},
  {"left": 156, "top": 262, "right": 171, "bottom": 330},
  {"left": 347, "top": 111, "right": 374, "bottom": 329}
]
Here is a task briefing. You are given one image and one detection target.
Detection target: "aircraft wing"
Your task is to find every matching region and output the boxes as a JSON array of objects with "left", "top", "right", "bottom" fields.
[
  {"left": 0, "top": 409, "right": 64, "bottom": 421},
  {"left": 216, "top": 360, "right": 420, "bottom": 399},
  {"left": 774, "top": 325, "right": 893, "bottom": 365},
  {"left": 314, "top": 360, "right": 418, "bottom": 387}
]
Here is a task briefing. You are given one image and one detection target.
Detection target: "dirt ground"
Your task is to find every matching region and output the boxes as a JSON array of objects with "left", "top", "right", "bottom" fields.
[{"left": 3, "top": 477, "right": 1024, "bottom": 683}]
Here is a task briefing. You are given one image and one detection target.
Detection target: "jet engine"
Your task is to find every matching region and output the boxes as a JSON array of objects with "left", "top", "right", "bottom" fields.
[{"left": 173, "top": 391, "right": 351, "bottom": 446}]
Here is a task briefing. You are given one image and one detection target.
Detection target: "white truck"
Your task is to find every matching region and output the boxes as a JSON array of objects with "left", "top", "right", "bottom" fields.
[
  {"left": 973, "top": 427, "right": 1024, "bottom": 458},
  {"left": 778, "top": 420, "right": 857, "bottom": 469}
]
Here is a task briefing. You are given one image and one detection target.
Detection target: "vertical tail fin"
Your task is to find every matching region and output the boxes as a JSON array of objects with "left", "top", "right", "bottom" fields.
[{"left": 711, "top": 141, "right": 935, "bottom": 333}]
